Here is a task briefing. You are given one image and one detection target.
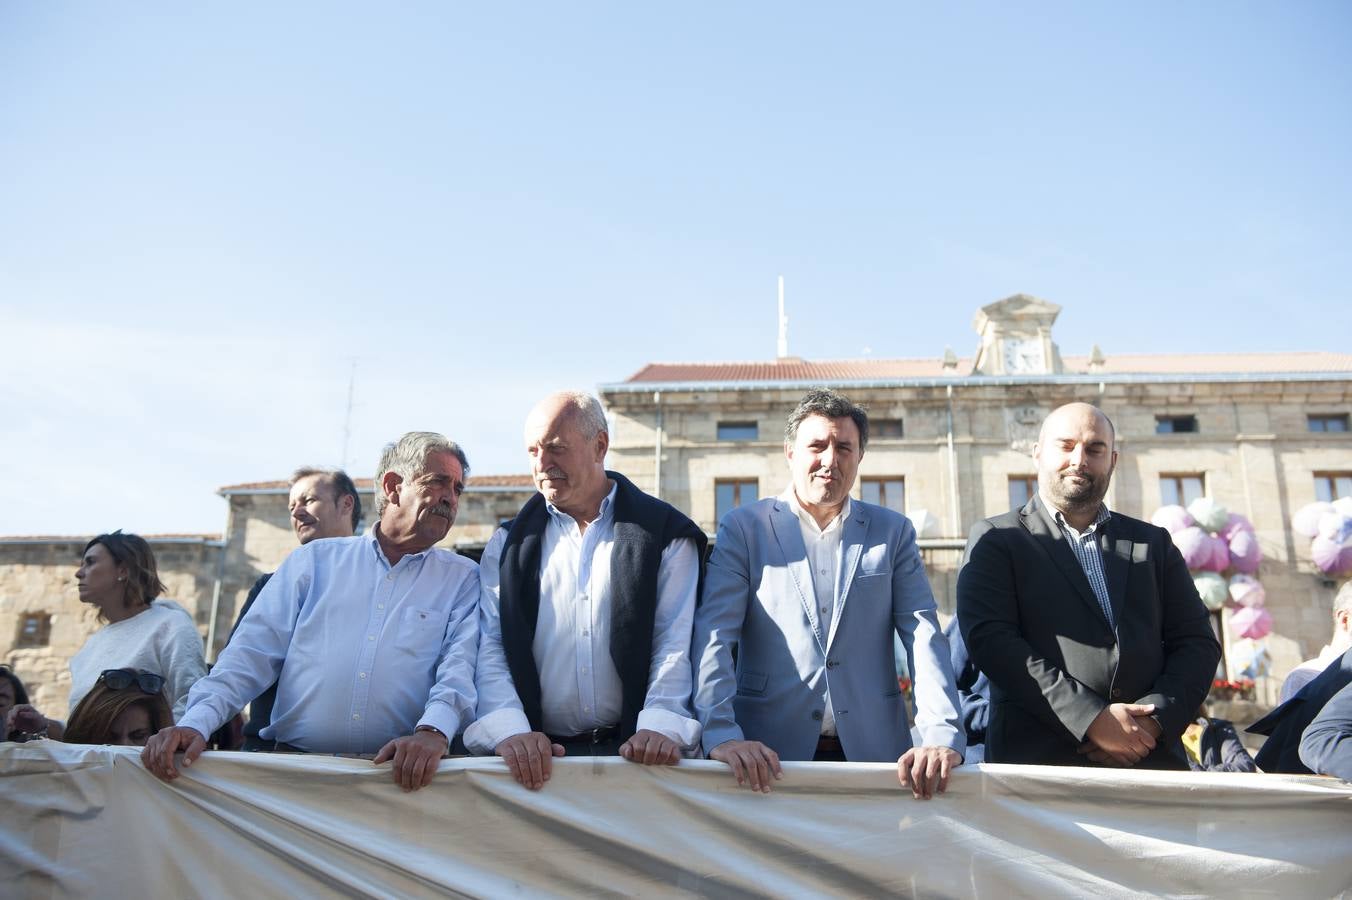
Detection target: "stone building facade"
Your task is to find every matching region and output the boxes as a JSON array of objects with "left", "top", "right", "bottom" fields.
[
  {"left": 0, "top": 478, "right": 533, "bottom": 718},
  {"left": 597, "top": 296, "right": 1352, "bottom": 710},
  {"left": 0, "top": 536, "right": 221, "bottom": 718},
  {"left": 205, "top": 475, "right": 534, "bottom": 656},
  {"left": 4, "top": 294, "right": 1349, "bottom": 721}
]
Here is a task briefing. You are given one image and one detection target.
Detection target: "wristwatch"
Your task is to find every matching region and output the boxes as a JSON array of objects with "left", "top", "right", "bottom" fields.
[{"left": 415, "top": 724, "right": 450, "bottom": 749}]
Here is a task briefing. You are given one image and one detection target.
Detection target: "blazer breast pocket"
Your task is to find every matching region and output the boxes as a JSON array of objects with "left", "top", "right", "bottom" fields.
[
  {"left": 857, "top": 544, "right": 889, "bottom": 577},
  {"left": 737, "top": 671, "right": 768, "bottom": 697}
]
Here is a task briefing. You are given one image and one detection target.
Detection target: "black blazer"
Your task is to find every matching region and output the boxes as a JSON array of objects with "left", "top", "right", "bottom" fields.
[{"left": 956, "top": 498, "right": 1221, "bottom": 768}]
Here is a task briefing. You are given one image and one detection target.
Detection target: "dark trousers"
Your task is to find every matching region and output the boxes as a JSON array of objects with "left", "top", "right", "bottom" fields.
[
  {"left": 812, "top": 735, "right": 848, "bottom": 762},
  {"left": 548, "top": 726, "right": 624, "bottom": 757}
]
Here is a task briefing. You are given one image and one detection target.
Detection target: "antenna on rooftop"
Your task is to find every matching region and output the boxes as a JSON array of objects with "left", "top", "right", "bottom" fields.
[
  {"left": 340, "top": 358, "right": 357, "bottom": 469},
  {"left": 777, "top": 275, "right": 789, "bottom": 359}
]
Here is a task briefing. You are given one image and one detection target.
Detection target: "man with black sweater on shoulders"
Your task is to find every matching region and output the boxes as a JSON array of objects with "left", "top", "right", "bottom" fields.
[{"left": 464, "top": 391, "right": 706, "bottom": 790}]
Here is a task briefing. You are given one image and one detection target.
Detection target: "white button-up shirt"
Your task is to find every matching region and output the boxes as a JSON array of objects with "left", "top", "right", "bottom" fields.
[
  {"left": 465, "top": 483, "right": 701, "bottom": 753},
  {"left": 783, "top": 487, "right": 851, "bottom": 736},
  {"left": 178, "top": 529, "right": 480, "bottom": 754}
]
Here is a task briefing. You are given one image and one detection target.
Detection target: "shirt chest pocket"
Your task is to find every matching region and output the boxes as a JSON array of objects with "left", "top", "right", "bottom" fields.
[{"left": 396, "top": 607, "right": 444, "bottom": 656}]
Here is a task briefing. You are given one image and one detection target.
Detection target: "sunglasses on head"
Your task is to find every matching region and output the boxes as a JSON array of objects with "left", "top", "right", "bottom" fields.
[{"left": 97, "top": 669, "right": 165, "bottom": 695}]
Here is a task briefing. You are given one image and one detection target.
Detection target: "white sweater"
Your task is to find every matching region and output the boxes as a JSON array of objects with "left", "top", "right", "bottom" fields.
[{"left": 68, "top": 600, "right": 208, "bottom": 720}]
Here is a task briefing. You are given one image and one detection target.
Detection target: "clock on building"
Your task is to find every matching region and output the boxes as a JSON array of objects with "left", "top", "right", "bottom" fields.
[{"left": 1003, "top": 338, "right": 1045, "bottom": 374}]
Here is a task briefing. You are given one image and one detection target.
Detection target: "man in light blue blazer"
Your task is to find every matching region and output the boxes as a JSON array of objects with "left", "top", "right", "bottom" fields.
[{"left": 693, "top": 389, "right": 965, "bottom": 798}]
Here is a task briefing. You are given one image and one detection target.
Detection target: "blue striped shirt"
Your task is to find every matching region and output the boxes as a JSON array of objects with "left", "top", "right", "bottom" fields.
[{"left": 1043, "top": 498, "right": 1115, "bottom": 631}]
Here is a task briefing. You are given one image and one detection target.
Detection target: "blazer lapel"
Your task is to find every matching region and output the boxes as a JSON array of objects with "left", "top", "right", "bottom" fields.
[
  {"left": 828, "top": 502, "right": 868, "bottom": 650},
  {"left": 769, "top": 500, "right": 827, "bottom": 653},
  {"left": 1020, "top": 498, "right": 1112, "bottom": 629},
  {"left": 1101, "top": 517, "right": 1133, "bottom": 627}
]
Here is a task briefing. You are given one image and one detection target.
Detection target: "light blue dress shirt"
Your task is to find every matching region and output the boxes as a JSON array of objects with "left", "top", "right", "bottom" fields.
[
  {"left": 464, "top": 483, "right": 701, "bottom": 754},
  {"left": 178, "top": 530, "right": 480, "bottom": 754}
]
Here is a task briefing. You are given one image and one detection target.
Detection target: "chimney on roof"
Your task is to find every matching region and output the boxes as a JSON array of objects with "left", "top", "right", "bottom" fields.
[
  {"left": 1088, "top": 344, "right": 1106, "bottom": 372},
  {"left": 777, "top": 275, "right": 789, "bottom": 359},
  {"left": 942, "top": 346, "right": 959, "bottom": 372}
]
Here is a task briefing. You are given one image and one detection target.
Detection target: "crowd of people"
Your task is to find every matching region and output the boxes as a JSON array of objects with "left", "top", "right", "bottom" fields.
[{"left": 4, "top": 390, "right": 1350, "bottom": 791}]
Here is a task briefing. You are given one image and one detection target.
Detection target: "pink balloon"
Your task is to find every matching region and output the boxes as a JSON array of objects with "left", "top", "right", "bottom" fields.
[
  {"left": 1312, "top": 535, "right": 1352, "bottom": 576},
  {"left": 1174, "top": 526, "right": 1212, "bottom": 570},
  {"left": 1228, "top": 529, "right": 1262, "bottom": 574},
  {"left": 1151, "top": 505, "right": 1195, "bottom": 534},
  {"left": 1202, "top": 534, "right": 1230, "bottom": 573},
  {"left": 1220, "top": 513, "right": 1255, "bottom": 542},
  {"left": 1228, "top": 574, "right": 1265, "bottom": 608},
  {"left": 1229, "top": 606, "right": 1273, "bottom": 640}
]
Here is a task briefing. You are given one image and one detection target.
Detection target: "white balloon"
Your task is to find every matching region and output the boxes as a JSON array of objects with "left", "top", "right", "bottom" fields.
[
  {"left": 907, "top": 508, "right": 940, "bottom": 539},
  {"left": 1187, "top": 496, "right": 1229, "bottom": 533},
  {"left": 1294, "top": 502, "right": 1335, "bottom": 538},
  {"left": 1193, "top": 572, "right": 1228, "bottom": 611},
  {"left": 1317, "top": 511, "right": 1352, "bottom": 544}
]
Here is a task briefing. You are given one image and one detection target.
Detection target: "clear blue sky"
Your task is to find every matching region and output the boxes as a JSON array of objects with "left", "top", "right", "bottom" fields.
[{"left": 2, "top": 2, "right": 1349, "bottom": 536}]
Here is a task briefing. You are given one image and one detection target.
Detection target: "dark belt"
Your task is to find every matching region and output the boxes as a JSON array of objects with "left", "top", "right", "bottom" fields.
[
  {"left": 547, "top": 725, "right": 621, "bottom": 745},
  {"left": 816, "top": 735, "right": 844, "bottom": 755}
]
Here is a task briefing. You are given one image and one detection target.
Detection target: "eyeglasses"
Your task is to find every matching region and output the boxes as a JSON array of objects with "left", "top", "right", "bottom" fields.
[{"left": 97, "top": 669, "right": 165, "bottom": 695}]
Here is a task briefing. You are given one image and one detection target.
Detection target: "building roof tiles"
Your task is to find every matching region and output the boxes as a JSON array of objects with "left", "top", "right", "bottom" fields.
[
  {"left": 624, "top": 351, "right": 1352, "bottom": 383},
  {"left": 216, "top": 474, "right": 535, "bottom": 493}
]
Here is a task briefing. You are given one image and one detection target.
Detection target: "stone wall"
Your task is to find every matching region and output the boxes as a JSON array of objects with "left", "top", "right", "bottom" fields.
[
  {"left": 0, "top": 482, "right": 537, "bottom": 712},
  {"left": 0, "top": 538, "right": 220, "bottom": 719},
  {"left": 208, "top": 486, "right": 534, "bottom": 657},
  {"left": 603, "top": 376, "right": 1352, "bottom": 698},
  {"left": 5, "top": 373, "right": 1348, "bottom": 720}
]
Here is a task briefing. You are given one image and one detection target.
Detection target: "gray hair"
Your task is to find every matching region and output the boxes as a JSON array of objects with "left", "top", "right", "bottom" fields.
[
  {"left": 1336, "top": 580, "right": 1352, "bottom": 616},
  {"left": 784, "top": 389, "right": 869, "bottom": 450},
  {"left": 551, "top": 391, "right": 608, "bottom": 440},
  {"left": 289, "top": 467, "right": 363, "bottom": 531},
  {"left": 373, "top": 432, "right": 470, "bottom": 517}
]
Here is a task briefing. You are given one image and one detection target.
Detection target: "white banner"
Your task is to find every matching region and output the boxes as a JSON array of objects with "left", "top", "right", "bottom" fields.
[{"left": 2, "top": 744, "right": 1349, "bottom": 899}]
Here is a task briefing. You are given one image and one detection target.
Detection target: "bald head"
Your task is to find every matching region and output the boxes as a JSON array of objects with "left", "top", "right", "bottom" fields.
[
  {"left": 1033, "top": 402, "right": 1118, "bottom": 528},
  {"left": 1038, "top": 403, "right": 1116, "bottom": 449},
  {"left": 526, "top": 391, "right": 607, "bottom": 442},
  {"left": 524, "top": 391, "right": 611, "bottom": 523}
]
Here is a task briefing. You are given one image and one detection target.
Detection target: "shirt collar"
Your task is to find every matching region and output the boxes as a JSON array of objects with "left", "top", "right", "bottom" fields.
[
  {"left": 366, "top": 523, "right": 429, "bottom": 569},
  {"left": 781, "top": 486, "right": 851, "bottom": 536},
  {"left": 545, "top": 480, "right": 617, "bottom": 527},
  {"left": 1040, "top": 493, "right": 1111, "bottom": 536}
]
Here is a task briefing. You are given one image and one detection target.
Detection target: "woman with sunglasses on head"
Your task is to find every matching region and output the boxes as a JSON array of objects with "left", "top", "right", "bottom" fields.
[
  {"left": 66, "top": 531, "right": 206, "bottom": 722},
  {"left": 63, "top": 669, "right": 174, "bottom": 747}
]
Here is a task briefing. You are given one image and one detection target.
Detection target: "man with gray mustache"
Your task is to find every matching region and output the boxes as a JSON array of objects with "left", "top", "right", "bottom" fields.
[{"left": 144, "top": 432, "right": 481, "bottom": 792}]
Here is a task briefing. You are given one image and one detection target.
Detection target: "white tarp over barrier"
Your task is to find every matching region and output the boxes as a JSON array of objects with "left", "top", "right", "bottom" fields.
[{"left": 2, "top": 743, "right": 1350, "bottom": 899}]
